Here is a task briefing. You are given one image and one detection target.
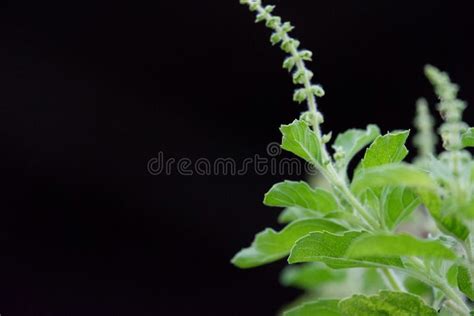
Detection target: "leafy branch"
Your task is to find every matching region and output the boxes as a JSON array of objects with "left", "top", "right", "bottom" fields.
[{"left": 234, "top": 1, "right": 473, "bottom": 315}]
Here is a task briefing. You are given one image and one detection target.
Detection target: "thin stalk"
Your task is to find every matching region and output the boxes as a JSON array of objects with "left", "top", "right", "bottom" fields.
[
  {"left": 327, "top": 167, "right": 380, "bottom": 230},
  {"left": 380, "top": 268, "right": 406, "bottom": 292},
  {"left": 445, "top": 300, "right": 471, "bottom": 316},
  {"left": 438, "top": 283, "right": 471, "bottom": 315}
]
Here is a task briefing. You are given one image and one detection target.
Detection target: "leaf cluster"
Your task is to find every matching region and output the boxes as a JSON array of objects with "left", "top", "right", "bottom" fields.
[{"left": 234, "top": 1, "right": 474, "bottom": 315}]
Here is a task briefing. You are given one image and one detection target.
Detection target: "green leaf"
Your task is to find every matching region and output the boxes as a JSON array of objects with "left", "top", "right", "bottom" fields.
[
  {"left": 333, "top": 124, "right": 380, "bottom": 169},
  {"left": 462, "top": 128, "right": 474, "bottom": 148},
  {"left": 278, "top": 207, "right": 318, "bottom": 223},
  {"left": 358, "top": 130, "right": 410, "bottom": 171},
  {"left": 264, "top": 181, "right": 338, "bottom": 213},
  {"left": 232, "top": 218, "right": 346, "bottom": 268},
  {"left": 383, "top": 187, "right": 420, "bottom": 229},
  {"left": 338, "top": 291, "right": 437, "bottom": 316},
  {"left": 351, "top": 163, "right": 437, "bottom": 195},
  {"left": 280, "top": 263, "right": 346, "bottom": 290},
  {"left": 418, "top": 190, "right": 470, "bottom": 240},
  {"left": 288, "top": 231, "right": 404, "bottom": 269},
  {"left": 346, "top": 233, "right": 457, "bottom": 260},
  {"left": 280, "top": 120, "right": 321, "bottom": 164},
  {"left": 278, "top": 208, "right": 360, "bottom": 225},
  {"left": 359, "top": 187, "right": 380, "bottom": 215},
  {"left": 404, "top": 277, "right": 433, "bottom": 299},
  {"left": 457, "top": 264, "right": 474, "bottom": 300},
  {"left": 446, "top": 264, "right": 458, "bottom": 287},
  {"left": 284, "top": 300, "right": 342, "bottom": 316}
]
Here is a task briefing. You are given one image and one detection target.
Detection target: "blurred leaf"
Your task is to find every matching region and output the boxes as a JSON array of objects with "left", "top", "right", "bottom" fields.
[
  {"left": 361, "top": 269, "right": 387, "bottom": 294},
  {"left": 338, "top": 291, "right": 437, "bottom": 316},
  {"left": 232, "top": 219, "right": 345, "bottom": 268},
  {"left": 280, "top": 263, "right": 346, "bottom": 290},
  {"left": 278, "top": 207, "right": 318, "bottom": 223},
  {"left": 446, "top": 264, "right": 458, "bottom": 287},
  {"left": 457, "top": 264, "right": 474, "bottom": 300},
  {"left": 346, "top": 233, "right": 456, "bottom": 260},
  {"left": 383, "top": 187, "right": 420, "bottom": 229},
  {"left": 418, "top": 190, "right": 470, "bottom": 240},
  {"left": 462, "top": 128, "right": 474, "bottom": 148},
  {"left": 351, "top": 164, "right": 437, "bottom": 195},
  {"left": 284, "top": 299, "right": 341, "bottom": 316},
  {"left": 404, "top": 277, "right": 433, "bottom": 301}
]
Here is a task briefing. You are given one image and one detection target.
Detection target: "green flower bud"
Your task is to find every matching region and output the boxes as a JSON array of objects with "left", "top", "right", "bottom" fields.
[
  {"left": 249, "top": 2, "right": 259, "bottom": 11},
  {"left": 282, "top": 57, "right": 296, "bottom": 72},
  {"left": 322, "top": 132, "right": 332, "bottom": 144},
  {"left": 299, "top": 50, "right": 313, "bottom": 61},
  {"left": 255, "top": 12, "right": 266, "bottom": 23},
  {"left": 270, "top": 32, "right": 282, "bottom": 45},
  {"left": 281, "top": 22, "right": 294, "bottom": 33},
  {"left": 315, "top": 112, "right": 325, "bottom": 124},
  {"left": 265, "top": 16, "right": 281, "bottom": 28},
  {"left": 311, "top": 85, "right": 325, "bottom": 97},
  {"left": 292, "top": 69, "right": 313, "bottom": 85},
  {"left": 299, "top": 111, "right": 314, "bottom": 125},
  {"left": 293, "top": 88, "right": 308, "bottom": 103},
  {"left": 263, "top": 5, "right": 275, "bottom": 13}
]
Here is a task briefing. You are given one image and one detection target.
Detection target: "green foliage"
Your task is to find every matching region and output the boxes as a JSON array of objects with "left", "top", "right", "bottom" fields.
[
  {"left": 351, "top": 163, "right": 437, "bottom": 194},
  {"left": 283, "top": 291, "right": 438, "bottom": 315},
  {"left": 382, "top": 187, "right": 420, "bottom": 230},
  {"left": 280, "top": 120, "right": 323, "bottom": 164},
  {"left": 333, "top": 125, "right": 380, "bottom": 171},
  {"left": 234, "top": 0, "right": 473, "bottom": 315},
  {"left": 418, "top": 190, "right": 470, "bottom": 240},
  {"left": 457, "top": 264, "right": 474, "bottom": 300},
  {"left": 284, "top": 300, "right": 341, "bottom": 316},
  {"left": 232, "top": 218, "right": 345, "bottom": 268},
  {"left": 280, "top": 263, "right": 346, "bottom": 290},
  {"left": 346, "top": 233, "right": 457, "bottom": 259},
  {"left": 357, "top": 131, "right": 410, "bottom": 170},
  {"left": 264, "top": 180, "right": 338, "bottom": 212},
  {"left": 288, "top": 231, "right": 404, "bottom": 269},
  {"left": 463, "top": 128, "right": 474, "bottom": 148},
  {"left": 339, "top": 291, "right": 437, "bottom": 316}
]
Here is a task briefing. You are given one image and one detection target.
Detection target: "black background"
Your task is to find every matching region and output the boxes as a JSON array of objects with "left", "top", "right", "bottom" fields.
[{"left": 0, "top": 0, "right": 473, "bottom": 315}]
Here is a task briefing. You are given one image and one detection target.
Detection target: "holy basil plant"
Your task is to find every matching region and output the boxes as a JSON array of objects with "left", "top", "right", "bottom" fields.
[{"left": 232, "top": 1, "right": 474, "bottom": 315}]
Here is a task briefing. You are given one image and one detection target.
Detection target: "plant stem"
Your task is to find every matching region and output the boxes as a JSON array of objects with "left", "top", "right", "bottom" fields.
[
  {"left": 380, "top": 268, "right": 406, "bottom": 292},
  {"left": 445, "top": 299, "right": 471, "bottom": 316},
  {"left": 324, "top": 166, "right": 380, "bottom": 229},
  {"left": 403, "top": 257, "right": 470, "bottom": 315},
  {"left": 289, "top": 44, "right": 322, "bottom": 140},
  {"left": 438, "top": 283, "right": 471, "bottom": 315}
]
